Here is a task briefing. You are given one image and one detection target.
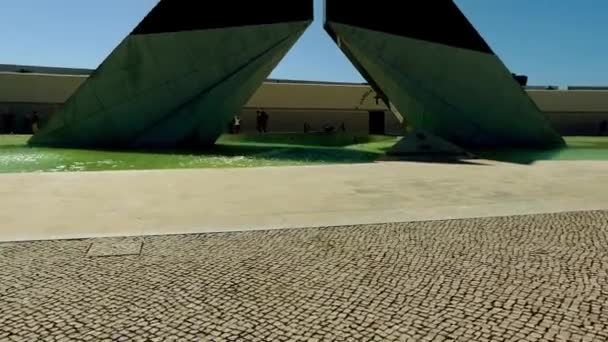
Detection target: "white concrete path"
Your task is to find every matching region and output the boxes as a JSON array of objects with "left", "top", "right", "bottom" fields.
[{"left": 1, "top": 160, "right": 608, "bottom": 242}]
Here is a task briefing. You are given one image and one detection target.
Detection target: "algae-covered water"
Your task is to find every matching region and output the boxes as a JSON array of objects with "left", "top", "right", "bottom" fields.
[
  {"left": 0, "top": 134, "right": 398, "bottom": 173},
  {"left": 472, "top": 136, "right": 608, "bottom": 164},
  {"left": 1, "top": 134, "right": 608, "bottom": 173}
]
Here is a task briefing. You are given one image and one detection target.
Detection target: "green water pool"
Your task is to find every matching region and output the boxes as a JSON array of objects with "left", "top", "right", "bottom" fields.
[
  {"left": 0, "top": 134, "right": 398, "bottom": 173},
  {"left": 1, "top": 135, "right": 608, "bottom": 173},
  {"left": 472, "top": 136, "right": 608, "bottom": 164}
]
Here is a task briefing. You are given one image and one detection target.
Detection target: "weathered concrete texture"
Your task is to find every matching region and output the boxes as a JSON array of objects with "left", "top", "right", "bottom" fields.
[
  {"left": 2, "top": 211, "right": 608, "bottom": 341},
  {"left": 324, "top": 1, "right": 564, "bottom": 148},
  {"left": 31, "top": 24, "right": 308, "bottom": 149},
  {"left": 30, "top": 0, "right": 312, "bottom": 148},
  {"left": 1, "top": 160, "right": 608, "bottom": 242}
]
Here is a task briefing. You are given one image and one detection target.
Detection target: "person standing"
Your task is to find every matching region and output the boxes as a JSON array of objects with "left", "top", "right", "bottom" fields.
[
  {"left": 260, "top": 110, "right": 269, "bottom": 133},
  {"left": 31, "top": 112, "right": 40, "bottom": 134},
  {"left": 233, "top": 115, "right": 241, "bottom": 134},
  {"left": 256, "top": 111, "right": 262, "bottom": 134}
]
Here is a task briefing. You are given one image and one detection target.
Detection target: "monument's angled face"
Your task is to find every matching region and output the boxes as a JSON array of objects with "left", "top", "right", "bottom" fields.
[
  {"left": 30, "top": 1, "right": 313, "bottom": 148},
  {"left": 324, "top": 0, "right": 564, "bottom": 148}
]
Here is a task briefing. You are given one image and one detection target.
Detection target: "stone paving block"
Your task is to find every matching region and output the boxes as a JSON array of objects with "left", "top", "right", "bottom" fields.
[
  {"left": 1, "top": 211, "right": 608, "bottom": 341},
  {"left": 86, "top": 238, "right": 143, "bottom": 257}
]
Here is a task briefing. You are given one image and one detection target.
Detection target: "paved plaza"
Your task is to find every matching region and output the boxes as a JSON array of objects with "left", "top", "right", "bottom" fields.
[
  {"left": 2, "top": 210, "right": 608, "bottom": 341},
  {"left": 2, "top": 160, "right": 608, "bottom": 242}
]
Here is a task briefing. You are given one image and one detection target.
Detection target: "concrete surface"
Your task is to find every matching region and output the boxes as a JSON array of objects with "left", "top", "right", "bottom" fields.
[
  {"left": 2, "top": 211, "right": 608, "bottom": 341},
  {"left": 1, "top": 160, "right": 608, "bottom": 242}
]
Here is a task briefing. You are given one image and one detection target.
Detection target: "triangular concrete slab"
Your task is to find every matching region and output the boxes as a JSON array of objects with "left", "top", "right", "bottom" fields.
[
  {"left": 30, "top": 1, "right": 313, "bottom": 149},
  {"left": 324, "top": 0, "right": 564, "bottom": 149}
]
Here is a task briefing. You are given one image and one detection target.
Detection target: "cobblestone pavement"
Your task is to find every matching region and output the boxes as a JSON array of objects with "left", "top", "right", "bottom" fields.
[{"left": 1, "top": 211, "right": 608, "bottom": 341}]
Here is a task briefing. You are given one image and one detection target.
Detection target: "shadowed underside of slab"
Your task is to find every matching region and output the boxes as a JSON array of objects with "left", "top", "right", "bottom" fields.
[
  {"left": 324, "top": 0, "right": 564, "bottom": 148},
  {"left": 30, "top": 1, "right": 312, "bottom": 148},
  {"left": 387, "top": 130, "right": 470, "bottom": 157}
]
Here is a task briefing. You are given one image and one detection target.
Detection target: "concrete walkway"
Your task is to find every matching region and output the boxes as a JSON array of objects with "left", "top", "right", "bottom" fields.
[{"left": 1, "top": 160, "right": 608, "bottom": 242}]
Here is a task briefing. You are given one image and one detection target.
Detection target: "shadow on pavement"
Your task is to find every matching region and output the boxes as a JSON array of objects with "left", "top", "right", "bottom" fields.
[
  {"left": 471, "top": 148, "right": 564, "bottom": 165},
  {"left": 378, "top": 154, "right": 490, "bottom": 166}
]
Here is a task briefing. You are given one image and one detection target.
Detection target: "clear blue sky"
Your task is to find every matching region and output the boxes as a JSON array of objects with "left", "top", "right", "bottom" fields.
[{"left": 1, "top": 0, "right": 607, "bottom": 86}]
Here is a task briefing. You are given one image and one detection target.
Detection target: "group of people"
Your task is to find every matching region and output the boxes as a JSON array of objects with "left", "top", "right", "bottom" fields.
[{"left": 228, "top": 110, "right": 270, "bottom": 134}]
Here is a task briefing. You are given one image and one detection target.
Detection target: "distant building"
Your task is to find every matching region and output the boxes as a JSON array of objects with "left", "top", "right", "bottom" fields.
[{"left": 1, "top": 64, "right": 607, "bottom": 137}]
